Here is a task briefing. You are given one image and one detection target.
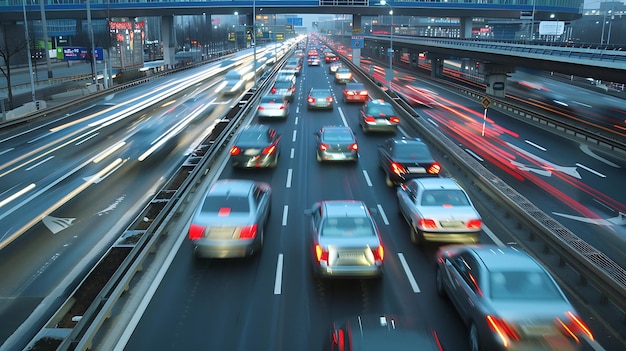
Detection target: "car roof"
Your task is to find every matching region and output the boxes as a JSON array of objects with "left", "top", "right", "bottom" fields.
[
  {"left": 411, "top": 177, "right": 460, "bottom": 190},
  {"left": 310, "top": 88, "right": 331, "bottom": 93},
  {"left": 389, "top": 137, "right": 424, "bottom": 146},
  {"left": 209, "top": 179, "right": 254, "bottom": 197},
  {"left": 343, "top": 315, "right": 440, "bottom": 351},
  {"left": 367, "top": 99, "right": 389, "bottom": 106},
  {"left": 322, "top": 201, "right": 369, "bottom": 218},
  {"left": 469, "top": 245, "right": 544, "bottom": 272}
]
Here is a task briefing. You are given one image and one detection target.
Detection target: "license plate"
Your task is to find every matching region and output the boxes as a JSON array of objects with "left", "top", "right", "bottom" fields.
[
  {"left": 521, "top": 325, "right": 557, "bottom": 336},
  {"left": 207, "top": 227, "right": 236, "bottom": 239},
  {"left": 407, "top": 167, "right": 426, "bottom": 173},
  {"left": 339, "top": 252, "right": 362, "bottom": 259},
  {"left": 440, "top": 221, "right": 464, "bottom": 228},
  {"left": 244, "top": 149, "right": 260, "bottom": 156}
]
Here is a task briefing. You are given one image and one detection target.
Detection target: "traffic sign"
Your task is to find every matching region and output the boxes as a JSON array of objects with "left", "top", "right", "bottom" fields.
[{"left": 481, "top": 96, "right": 492, "bottom": 109}]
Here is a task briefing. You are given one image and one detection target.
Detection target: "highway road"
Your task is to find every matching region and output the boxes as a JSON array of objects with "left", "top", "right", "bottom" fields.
[{"left": 0, "top": 38, "right": 624, "bottom": 350}]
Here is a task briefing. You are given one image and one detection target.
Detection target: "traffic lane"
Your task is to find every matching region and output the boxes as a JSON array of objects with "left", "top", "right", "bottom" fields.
[
  {"left": 419, "top": 100, "right": 626, "bottom": 267},
  {"left": 0, "top": 97, "right": 228, "bottom": 343}
]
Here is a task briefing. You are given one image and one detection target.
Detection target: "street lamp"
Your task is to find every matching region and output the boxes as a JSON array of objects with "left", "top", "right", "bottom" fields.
[{"left": 379, "top": 0, "right": 394, "bottom": 93}]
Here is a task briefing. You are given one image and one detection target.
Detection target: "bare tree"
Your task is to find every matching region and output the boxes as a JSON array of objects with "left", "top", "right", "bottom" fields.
[{"left": 0, "top": 21, "right": 28, "bottom": 110}]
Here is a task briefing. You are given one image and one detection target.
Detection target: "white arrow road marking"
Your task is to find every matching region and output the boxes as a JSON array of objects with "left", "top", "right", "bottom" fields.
[
  {"left": 510, "top": 160, "right": 552, "bottom": 177},
  {"left": 552, "top": 212, "right": 626, "bottom": 226},
  {"left": 42, "top": 216, "right": 76, "bottom": 234},
  {"left": 507, "top": 142, "right": 581, "bottom": 179},
  {"left": 580, "top": 145, "right": 620, "bottom": 168}
]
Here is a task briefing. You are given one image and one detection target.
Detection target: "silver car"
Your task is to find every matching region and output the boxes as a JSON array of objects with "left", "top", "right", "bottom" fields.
[
  {"left": 188, "top": 179, "right": 272, "bottom": 258},
  {"left": 256, "top": 94, "right": 289, "bottom": 119},
  {"left": 436, "top": 244, "right": 595, "bottom": 351},
  {"left": 305, "top": 200, "right": 384, "bottom": 279},
  {"left": 314, "top": 126, "right": 358, "bottom": 162},
  {"left": 397, "top": 177, "right": 481, "bottom": 245},
  {"left": 307, "top": 88, "right": 334, "bottom": 110}
]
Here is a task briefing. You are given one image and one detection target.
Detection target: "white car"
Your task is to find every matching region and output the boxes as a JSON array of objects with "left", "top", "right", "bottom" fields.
[{"left": 397, "top": 177, "right": 481, "bottom": 245}]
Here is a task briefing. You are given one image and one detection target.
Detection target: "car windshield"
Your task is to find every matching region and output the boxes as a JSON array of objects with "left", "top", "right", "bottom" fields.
[
  {"left": 367, "top": 104, "right": 396, "bottom": 116},
  {"left": 489, "top": 270, "right": 563, "bottom": 300},
  {"left": 420, "top": 189, "right": 470, "bottom": 206},
  {"left": 202, "top": 195, "right": 250, "bottom": 213},
  {"left": 321, "top": 217, "right": 375, "bottom": 237},
  {"left": 322, "top": 129, "right": 354, "bottom": 142},
  {"left": 391, "top": 143, "right": 433, "bottom": 159},
  {"left": 337, "top": 68, "right": 350, "bottom": 73},
  {"left": 238, "top": 129, "right": 270, "bottom": 143}
]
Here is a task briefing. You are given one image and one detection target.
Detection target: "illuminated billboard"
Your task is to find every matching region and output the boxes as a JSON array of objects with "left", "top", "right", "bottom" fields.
[{"left": 109, "top": 20, "right": 145, "bottom": 69}]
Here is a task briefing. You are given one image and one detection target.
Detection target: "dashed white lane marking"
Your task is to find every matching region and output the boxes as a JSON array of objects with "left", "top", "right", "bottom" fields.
[
  {"left": 576, "top": 163, "right": 606, "bottom": 178},
  {"left": 525, "top": 140, "right": 547, "bottom": 151},
  {"left": 290, "top": 148, "right": 295, "bottom": 159},
  {"left": 398, "top": 253, "right": 421, "bottom": 293},
  {"left": 377, "top": 204, "right": 389, "bottom": 225},
  {"left": 286, "top": 169, "right": 293, "bottom": 188},
  {"left": 282, "top": 205, "right": 289, "bottom": 226},
  {"left": 274, "top": 254, "right": 284, "bottom": 295},
  {"left": 465, "top": 149, "right": 483, "bottom": 162},
  {"left": 292, "top": 130, "right": 297, "bottom": 142},
  {"left": 362, "top": 170, "right": 372, "bottom": 187}
]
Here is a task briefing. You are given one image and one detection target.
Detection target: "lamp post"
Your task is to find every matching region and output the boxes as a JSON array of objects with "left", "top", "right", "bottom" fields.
[
  {"left": 253, "top": 0, "right": 257, "bottom": 89},
  {"left": 379, "top": 0, "right": 394, "bottom": 93}
]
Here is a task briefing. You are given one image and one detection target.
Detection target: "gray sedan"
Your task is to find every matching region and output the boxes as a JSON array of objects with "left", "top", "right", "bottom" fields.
[
  {"left": 436, "top": 244, "right": 595, "bottom": 351},
  {"left": 397, "top": 177, "right": 481, "bottom": 245},
  {"left": 305, "top": 200, "right": 384, "bottom": 279},
  {"left": 307, "top": 88, "right": 334, "bottom": 110},
  {"left": 256, "top": 94, "right": 289, "bottom": 119},
  {"left": 188, "top": 179, "right": 271, "bottom": 258},
  {"left": 314, "top": 126, "right": 358, "bottom": 162}
]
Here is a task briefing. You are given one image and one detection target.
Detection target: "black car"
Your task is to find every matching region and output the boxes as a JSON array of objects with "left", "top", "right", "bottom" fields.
[
  {"left": 377, "top": 137, "right": 441, "bottom": 187},
  {"left": 329, "top": 314, "right": 443, "bottom": 351},
  {"left": 359, "top": 99, "right": 400, "bottom": 133},
  {"left": 229, "top": 124, "right": 281, "bottom": 168}
]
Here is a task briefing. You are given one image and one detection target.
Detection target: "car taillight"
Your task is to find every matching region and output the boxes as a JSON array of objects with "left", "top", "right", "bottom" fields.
[
  {"left": 419, "top": 219, "right": 437, "bottom": 229},
  {"left": 486, "top": 315, "right": 520, "bottom": 347},
  {"left": 262, "top": 144, "right": 276, "bottom": 154},
  {"left": 466, "top": 219, "right": 482, "bottom": 229},
  {"left": 349, "top": 143, "right": 358, "bottom": 151},
  {"left": 257, "top": 106, "right": 264, "bottom": 110},
  {"left": 188, "top": 224, "right": 205, "bottom": 240},
  {"left": 326, "top": 97, "right": 333, "bottom": 102},
  {"left": 364, "top": 116, "right": 376, "bottom": 123},
  {"left": 229, "top": 146, "right": 241, "bottom": 155},
  {"left": 315, "top": 244, "right": 329, "bottom": 263},
  {"left": 428, "top": 163, "right": 441, "bottom": 175},
  {"left": 308, "top": 97, "right": 316, "bottom": 103},
  {"left": 372, "top": 245, "right": 384, "bottom": 262},
  {"left": 319, "top": 143, "right": 329, "bottom": 151},
  {"left": 290, "top": 87, "right": 296, "bottom": 92},
  {"left": 279, "top": 105, "right": 285, "bottom": 110},
  {"left": 390, "top": 162, "right": 406, "bottom": 175},
  {"left": 271, "top": 87, "right": 276, "bottom": 93},
  {"left": 390, "top": 116, "right": 400, "bottom": 123},
  {"left": 359, "top": 91, "right": 368, "bottom": 96},
  {"left": 556, "top": 312, "right": 594, "bottom": 343},
  {"left": 239, "top": 224, "right": 257, "bottom": 239},
  {"left": 345, "top": 91, "right": 355, "bottom": 96}
]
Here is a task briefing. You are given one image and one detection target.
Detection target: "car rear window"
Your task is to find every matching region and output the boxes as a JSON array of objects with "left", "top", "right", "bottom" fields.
[
  {"left": 260, "top": 96, "right": 281, "bottom": 103},
  {"left": 202, "top": 195, "right": 250, "bottom": 213},
  {"left": 322, "top": 129, "right": 354, "bottom": 142},
  {"left": 366, "top": 104, "right": 396, "bottom": 117},
  {"left": 391, "top": 143, "right": 433, "bottom": 159},
  {"left": 346, "top": 83, "right": 364, "bottom": 91},
  {"left": 321, "top": 217, "right": 375, "bottom": 237},
  {"left": 489, "top": 271, "right": 562, "bottom": 300},
  {"left": 237, "top": 129, "right": 270, "bottom": 143},
  {"left": 274, "top": 81, "right": 293, "bottom": 88},
  {"left": 420, "top": 189, "right": 470, "bottom": 206}
]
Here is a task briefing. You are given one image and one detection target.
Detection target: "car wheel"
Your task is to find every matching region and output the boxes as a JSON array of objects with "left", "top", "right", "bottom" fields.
[
  {"left": 385, "top": 174, "right": 394, "bottom": 187},
  {"left": 469, "top": 322, "right": 481, "bottom": 351},
  {"left": 410, "top": 225, "right": 422, "bottom": 245},
  {"left": 435, "top": 267, "right": 446, "bottom": 297}
]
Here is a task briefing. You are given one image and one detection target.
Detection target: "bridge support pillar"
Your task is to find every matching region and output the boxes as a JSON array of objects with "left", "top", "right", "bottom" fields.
[
  {"left": 428, "top": 54, "right": 445, "bottom": 78},
  {"left": 352, "top": 14, "right": 362, "bottom": 67},
  {"left": 161, "top": 15, "right": 175, "bottom": 69},
  {"left": 460, "top": 17, "right": 473, "bottom": 39},
  {"left": 481, "top": 63, "right": 515, "bottom": 98}
]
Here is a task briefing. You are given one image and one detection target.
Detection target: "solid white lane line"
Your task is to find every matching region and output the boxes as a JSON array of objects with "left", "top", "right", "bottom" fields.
[
  {"left": 286, "top": 169, "right": 293, "bottom": 188},
  {"left": 483, "top": 225, "right": 505, "bottom": 247},
  {"left": 338, "top": 107, "right": 349, "bottom": 126},
  {"left": 465, "top": 149, "right": 484, "bottom": 162},
  {"left": 377, "top": 204, "right": 389, "bottom": 225},
  {"left": 292, "top": 130, "right": 297, "bottom": 142},
  {"left": 398, "top": 253, "right": 421, "bottom": 293},
  {"left": 274, "top": 254, "right": 284, "bottom": 295},
  {"left": 290, "top": 148, "right": 295, "bottom": 159},
  {"left": 25, "top": 156, "right": 54, "bottom": 170},
  {"left": 362, "top": 170, "right": 372, "bottom": 187},
  {"left": 0, "top": 183, "right": 35, "bottom": 209},
  {"left": 0, "top": 148, "right": 14, "bottom": 156},
  {"left": 576, "top": 163, "right": 606, "bottom": 178},
  {"left": 282, "top": 205, "right": 289, "bottom": 226},
  {"left": 524, "top": 140, "right": 547, "bottom": 151}
]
